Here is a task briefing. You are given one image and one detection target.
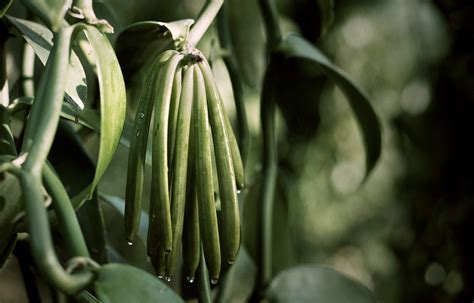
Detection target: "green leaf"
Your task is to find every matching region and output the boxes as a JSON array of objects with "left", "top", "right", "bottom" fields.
[
  {"left": 266, "top": 265, "right": 375, "bottom": 303},
  {"left": 217, "top": 247, "right": 256, "bottom": 302},
  {"left": 278, "top": 33, "right": 382, "bottom": 178},
  {"left": 0, "top": 0, "right": 13, "bottom": 17},
  {"left": 93, "top": 263, "right": 184, "bottom": 303},
  {"left": 115, "top": 20, "right": 192, "bottom": 79},
  {"left": 10, "top": 97, "right": 100, "bottom": 131},
  {"left": 316, "top": 0, "right": 334, "bottom": 36},
  {"left": 228, "top": 0, "right": 265, "bottom": 88},
  {"left": 0, "top": 106, "right": 16, "bottom": 156},
  {"left": 80, "top": 25, "right": 126, "bottom": 200},
  {"left": 19, "top": 0, "right": 70, "bottom": 31},
  {"left": 6, "top": 16, "right": 88, "bottom": 110}
]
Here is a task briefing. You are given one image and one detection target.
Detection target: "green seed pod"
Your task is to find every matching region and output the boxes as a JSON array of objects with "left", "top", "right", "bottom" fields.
[
  {"left": 199, "top": 60, "right": 240, "bottom": 264},
  {"left": 165, "top": 65, "right": 195, "bottom": 279},
  {"left": 125, "top": 50, "right": 176, "bottom": 244},
  {"left": 149, "top": 52, "right": 184, "bottom": 255},
  {"left": 167, "top": 67, "right": 183, "bottom": 170},
  {"left": 193, "top": 66, "right": 221, "bottom": 282}
]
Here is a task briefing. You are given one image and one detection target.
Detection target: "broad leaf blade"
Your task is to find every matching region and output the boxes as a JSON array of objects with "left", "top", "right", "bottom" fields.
[
  {"left": 83, "top": 25, "right": 126, "bottom": 199},
  {"left": 20, "top": 0, "right": 71, "bottom": 31},
  {"left": 6, "top": 16, "right": 88, "bottom": 110},
  {"left": 278, "top": 34, "right": 382, "bottom": 178},
  {"left": 93, "top": 264, "right": 183, "bottom": 303},
  {"left": 115, "top": 21, "right": 172, "bottom": 83},
  {"left": 266, "top": 265, "right": 375, "bottom": 303}
]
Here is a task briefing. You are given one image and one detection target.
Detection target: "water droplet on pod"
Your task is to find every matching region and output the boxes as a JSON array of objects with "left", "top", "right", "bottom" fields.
[
  {"left": 127, "top": 241, "right": 133, "bottom": 246},
  {"left": 139, "top": 112, "right": 145, "bottom": 119},
  {"left": 186, "top": 276, "right": 195, "bottom": 283},
  {"left": 237, "top": 190, "right": 241, "bottom": 194},
  {"left": 227, "top": 260, "right": 235, "bottom": 265},
  {"left": 165, "top": 276, "right": 172, "bottom": 282},
  {"left": 211, "top": 278, "right": 219, "bottom": 285},
  {"left": 157, "top": 275, "right": 164, "bottom": 279}
]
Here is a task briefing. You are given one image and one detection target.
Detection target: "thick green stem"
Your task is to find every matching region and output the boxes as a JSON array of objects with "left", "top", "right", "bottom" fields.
[
  {"left": 258, "top": 64, "right": 278, "bottom": 290},
  {"left": 188, "top": 0, "right": 223, "bottom": 47},
  {"left": 216, "top": 1, "right": 249, "bottom": 165},
  {"left": 258, "top": 0, "right": 283, "bottom": 49},
  {"left": 43, "top": 163, "right": 90, "bottom": 258},
  {"left": 19, "top": 26, "right": 94, "bottom": 294},
  {"left": 20, "top": 172, "right": 93, "bottom": 294}
]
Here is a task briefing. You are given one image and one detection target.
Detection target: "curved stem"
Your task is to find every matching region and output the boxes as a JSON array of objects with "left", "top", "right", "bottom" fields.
[
  {"left": 216, "top": 1, "right": 249, "bottom": 165},
  {"left": 258, "top": 64, "right": 278, "bottom": 290},
  {"left": 43, "top": 162, "right": 90, "bottom": 258},
  {"left": 19, "top": 26, "right": 94, "bottom": 294},
  {"left": 258, "top": 0, "right": 283, "bottom": 49},
  {"left": 20, "top": 172, "right": 94, "bottom": 294},
  {"left": 188, "top": 0, "right": 223, "bottom": 47}
]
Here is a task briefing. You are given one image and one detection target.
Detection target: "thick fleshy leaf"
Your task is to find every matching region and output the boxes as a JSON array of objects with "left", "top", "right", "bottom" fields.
[
  {"left": 278, "top": 33, "right": 382, "bottom": 178},
  {"left": 0, "top": 0, "right": 12, "bottom": 17},
  {"left": 115, "top": 20, "right": 192, "bottom": 79},
  {"left": 6, "top": 16, "right": 88, "bottom": 110},
  {"left": 19, "top": 0, "right": 71, "bottom": 31},
  {"left": 93, "top": 264, "right": 184, "bottom": 303},
  {"left": 266, "top": 266, "right": 375, "bottom": 303},
  {"left": 81, "top": 25, "right": 126, "bottom": 199}
]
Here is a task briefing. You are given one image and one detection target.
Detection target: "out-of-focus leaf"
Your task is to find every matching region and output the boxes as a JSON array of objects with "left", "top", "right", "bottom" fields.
[
  {"left": 78, "top": 25, "right": 126, "bottom": 200},
  {"left": 316, "top": 0, "right": 334, "bottom": 36},
  {"left": 272, "top": 60, "right": 325, "bottom": 140},
  {"left": 20, "top": 0, "right": 70, "bottom": 31},
  {"left": 93, "top": 263, "right": 184, "bottom": 303},
  {"left": 0, "top": 106, "right": 16, "bottom": 156},
  {"left": 266, "top": 265, "right": 375, "bottom": 303},
  {"left": 217, "top": 247, "right": 256, "bottom": 303},
  {"left": 6, "top": 16, "right": 88, "bottom": 110},
  {"left": 228, "top": 0, "right": 265, "bottom": 88},
  {"left": 277, "top": 33, "right": 382, "bottom": 178},
  {"left": 0, "top": 0, "right": 13, "bottom": 17},
  {"left": 115, "top": 20, "right": 192, "bottom": 80}
]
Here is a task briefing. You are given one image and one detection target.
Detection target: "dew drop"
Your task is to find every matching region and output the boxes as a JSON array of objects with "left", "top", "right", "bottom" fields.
[
  {"left": 139, "top": 112, "right": 145, "bottom": 119},
  {"left": 127, "top": 241, "right": 133, "bottom": 246},
  {"left": 227, "top": 260, "right": 235, "bottom": 265},
  {"left": 136, "top": 131, "right": 140, "bottom": 137},
  {"left": 186, "top": 276, "right": 195, "bottom": 283},
  {"left": 165, "top": 276, "right": 172, "bottom": 282},
  {"left": 211, "top": 278, "right": 219, "bottom": 285},
  {"left": 236, "top": 190, "right": 241, "bottom": 194},
  {"left": 157, "top": 275, "right": 164, "bottom": 279}
]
